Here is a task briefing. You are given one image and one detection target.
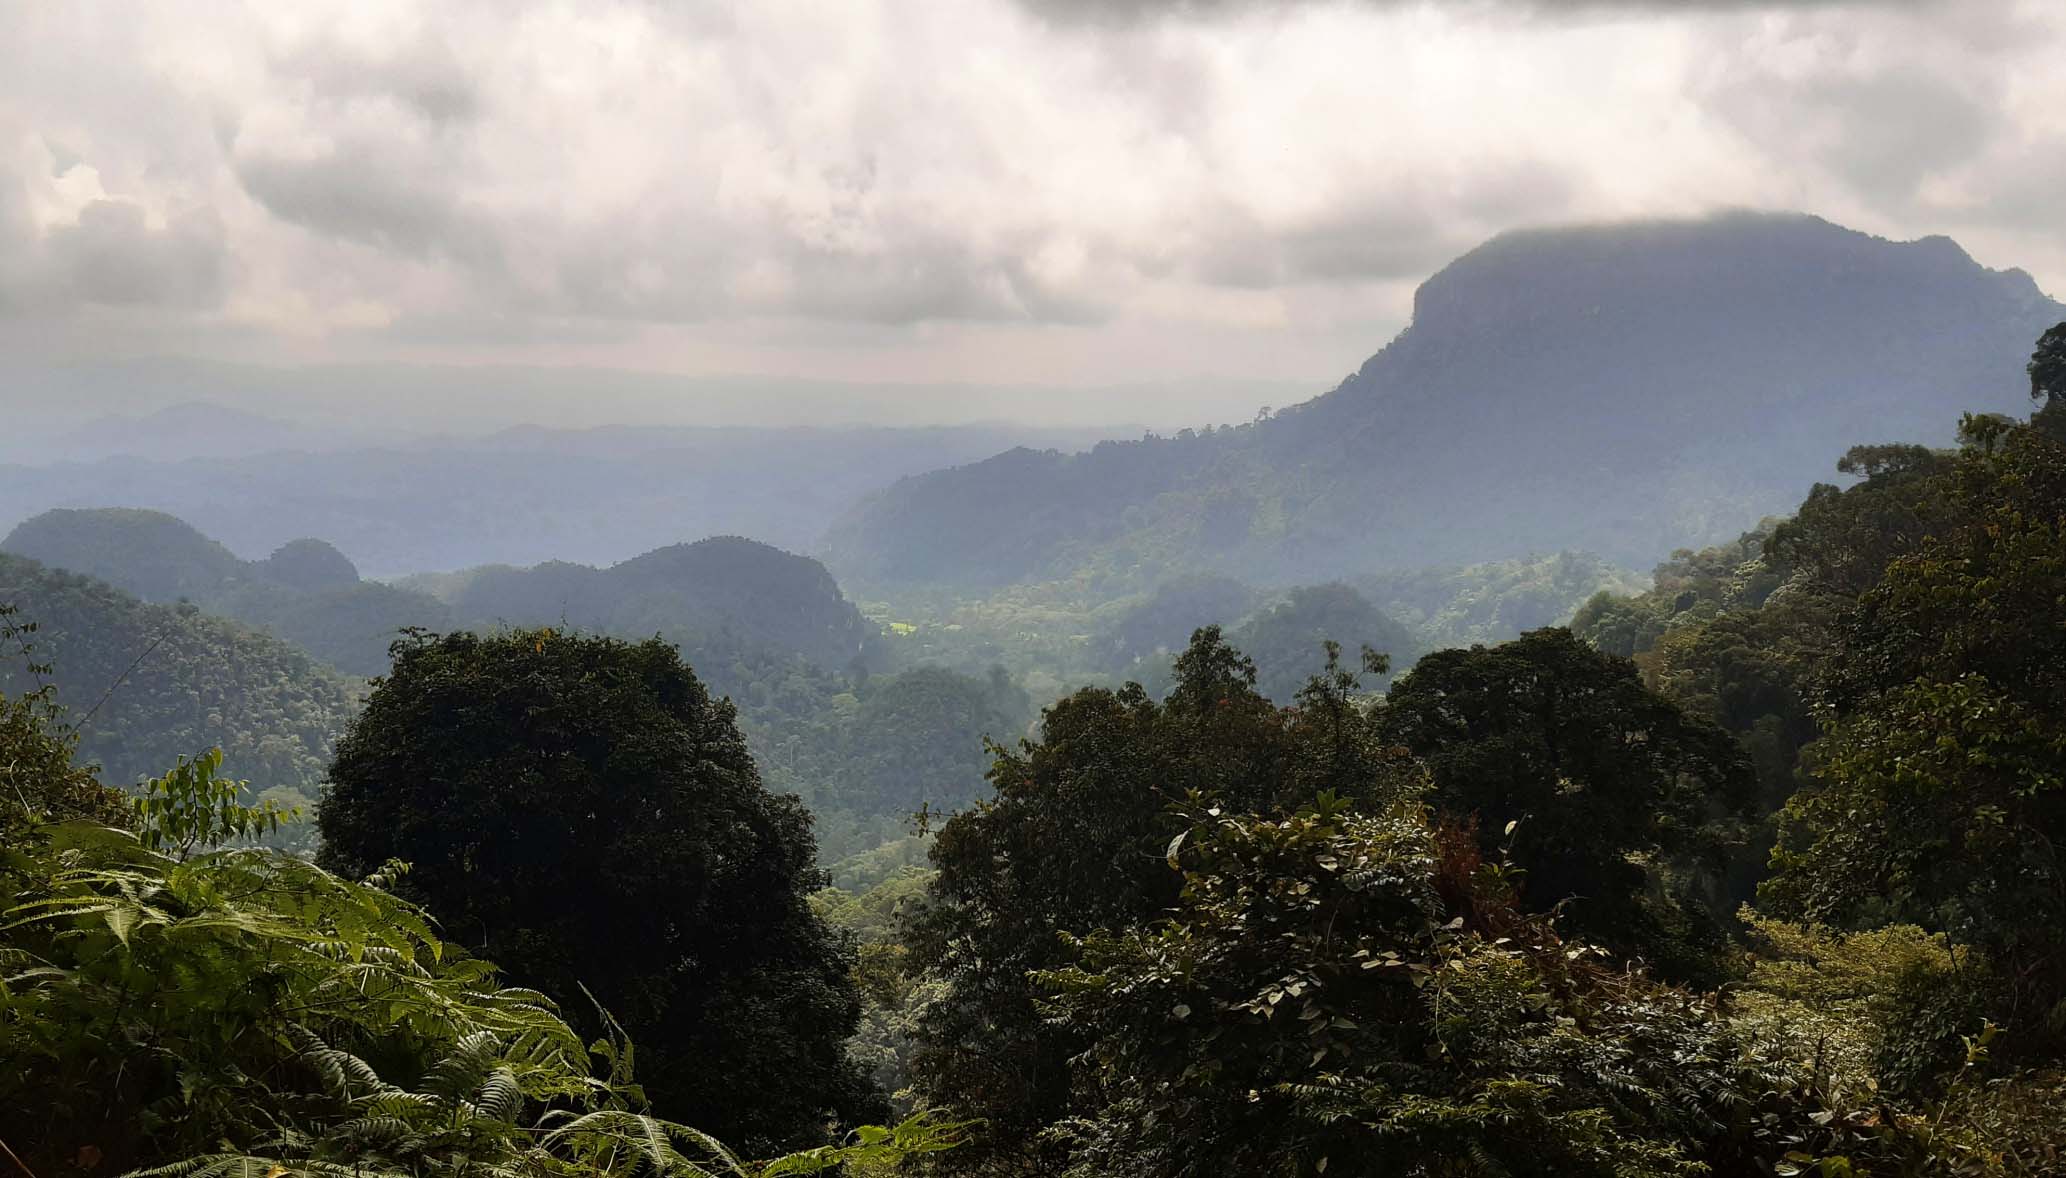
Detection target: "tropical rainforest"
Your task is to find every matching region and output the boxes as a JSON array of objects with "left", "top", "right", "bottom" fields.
[{"left": 4, "top": 220, "right": 2065, "bottom": 1177}]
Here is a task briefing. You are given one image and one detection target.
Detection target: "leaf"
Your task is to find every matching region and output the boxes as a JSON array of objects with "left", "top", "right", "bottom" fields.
[
  {"left": 1165, "top": 830, "right": 1189, "bottom": 869},
  {"left": 104, "top": 903, "right": 139, "bottom": 947}
]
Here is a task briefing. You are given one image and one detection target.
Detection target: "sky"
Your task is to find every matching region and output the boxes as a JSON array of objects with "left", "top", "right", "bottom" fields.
[{"left": 0, "top": 0, "right": 2061, "bottom": 429}]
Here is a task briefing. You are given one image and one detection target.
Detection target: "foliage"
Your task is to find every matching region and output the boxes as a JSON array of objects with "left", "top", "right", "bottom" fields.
[
  {"left": 1378, "top": 628, "right": 1756, "bottom": 978},
  {"left": 1764, "top": 405, "right": 2066, "bottom": 1049},
  {"left": 1038, "top": 796, "right": 1818, "bottom": 1178},
  {"left": 1731, "top": 914, "right": 1973, "bottom": 1099},
  {"left": 0, "top": 704, "right": 963, "bottom": 1177},
  {"left": 0, "top": 554, "right": 358, "bottom": 833},
  {"left": 814, "top": 866, "right": 943, "bottom": 1115},
  {"left": 905, "top": 627, "right": 1424, "bottom": 1173},
  {"left": 318, "top": 628, "right": 877, "bottom": 1153},
  {"left": 2, "top": 795, "right": 589, "bottom": 1170},
  {"left": 0, "top": 604, "right": 132, "bottom": 845},
  {"left": 1359, "top": 550, "right": 1647, "bottom": 651},
  {"left": 129, "top": 748, "right": 296, "bottom": 858}
]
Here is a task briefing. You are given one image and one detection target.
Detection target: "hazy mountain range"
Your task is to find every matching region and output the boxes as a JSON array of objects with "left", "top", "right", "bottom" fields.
[
  {"left": 5, "top": 213, "right": 2056, "bottom": 598},
  {"left": 0, "top": 422, "right": 1125, "bottom": 576},
  {"left": 825, "top": 213, "right": 2061, "bottom": 591}
]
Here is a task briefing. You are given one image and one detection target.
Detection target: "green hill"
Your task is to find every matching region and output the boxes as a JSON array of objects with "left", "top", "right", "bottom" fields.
[
  {"left": 1, "top": 508, "right": 448, "bottom": 675},
  {"left": 0, "top": 552, "right": 361, "bottom": 806},
  {"left": 411, "top": 536, "right": 878, "bottom": 673}
]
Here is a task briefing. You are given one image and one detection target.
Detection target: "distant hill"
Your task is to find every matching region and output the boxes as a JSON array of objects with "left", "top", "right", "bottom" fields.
[
  {"left": 3, "top": 509, "right": 880, "bottom": 677},
  {"left": 47, "top": 403, "right": 396, "bottom": 462},
  {"left": 0, "top": 423, "right": 1129, "bottom": 575},
  {"left": 1, "top": 509, "right": 446, "bottom": 676},
  {"left": 405, "top": 536, "right": 876, "bottom": 673},
  {"left": 0, "top": 552, "right": 360, "bottom": 803},
  {"left": 825, "top": 213, "right": 2063, "bottom": 591}
]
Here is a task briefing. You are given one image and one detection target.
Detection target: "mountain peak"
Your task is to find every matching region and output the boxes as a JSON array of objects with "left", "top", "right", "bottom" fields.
[{"left": 828, "top": 213, "right": 2064, "bottom": 589}]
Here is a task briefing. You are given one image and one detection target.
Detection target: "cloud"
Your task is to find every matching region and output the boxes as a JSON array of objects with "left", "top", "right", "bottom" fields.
[
  {"left": 1013, "top": 0, "right": 1918, "bottom": 26},
  {"left": 0, "top": 144, "right": 232, "bottom": 313},
  {"left": 0, "top": 0, "right": 2058, "bottom": 395},
  {"left": 45, "top": 199, "right": 231, "bottom": 307}
]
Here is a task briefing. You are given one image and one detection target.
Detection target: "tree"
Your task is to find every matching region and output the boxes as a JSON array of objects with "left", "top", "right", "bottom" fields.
[
  {"left": 317, "top": 629, "right": 874, "bottom": 1154},
  {"left": 1038, "top": 796, "right": 1815, "bottom": 1178},
  {"left": 2030, "top": 319, "right": 2066, "bottom": 434},
  {"left": 905, "top": 627, "right": 1410, "bottom": 1174},
  {"left": 1767, "top": 406, "right": 2066, "bottom": 1041},
  {"left": 1378, "top": 628, "right": 1756, "bottom": 976},
  {"left": 0, "top": 700, "right": 960, "bottom": 1177},
  {"left": 0, "top": 605, "right": 130, "bottom": 849}
]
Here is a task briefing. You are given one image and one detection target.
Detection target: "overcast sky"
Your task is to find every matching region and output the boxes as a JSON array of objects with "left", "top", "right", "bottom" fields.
[{"left": 1, "top": 0, "right": 2061, "bottom": 427}]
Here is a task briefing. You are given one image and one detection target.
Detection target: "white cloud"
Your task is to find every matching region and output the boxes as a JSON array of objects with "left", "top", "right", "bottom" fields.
[{"left": 0, "top": 0, "right": 2056, "bottom": 399}]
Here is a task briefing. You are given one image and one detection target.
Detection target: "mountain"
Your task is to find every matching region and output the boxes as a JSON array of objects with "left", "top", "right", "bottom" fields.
[
  {"left": 0, "top": 552, "right": 360, "bottom": 802},
  {"left": 824, "top": 213, "right": 2063, "bottom": 591},
  {"left": 3, "top": 508, "right": 250, "bottom": 602},
  {"left": 46, "top": 403, "right": 396, "bottom": 462},
  {"left": 3, "top": 509, "right": 879, "bottom": 677},
  {"left": 1, "top": 509, "right": 448, "bottom": 676},
  {"left": 406, "top": 536, "right": 875, "bottom": 673},
  {"left": 0, "top": 423, "right": 1131, "bottom": 576}
]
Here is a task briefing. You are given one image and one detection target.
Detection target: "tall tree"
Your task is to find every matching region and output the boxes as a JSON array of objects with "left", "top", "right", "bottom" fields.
[
  {"left": 906, "top": 627, "right": 1408, "bottom": 1174},
  {"left": 1768, "top": 397, "right": 2066, "bottom": 1042},
  {"left": 318, "top": 629, "right": 874, "bottom": 1154},
  {"left": 1378, "top": 628, "right": 1756, "bottom": 977}
]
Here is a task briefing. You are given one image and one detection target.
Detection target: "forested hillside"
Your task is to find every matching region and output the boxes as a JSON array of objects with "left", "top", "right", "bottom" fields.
[
  {"left": 0, "top": 511, "right": 1025, "bottom": 862},
  {"left": 3, "top": 511, "right": 882, "bottom": 678},
  {"left": 0, "top": 552, "right": 359, "bottom": 808},
  {"left": 2, "top": 508, "right": 448, "bottom": 675},
  {"left": 407, "top": 536, "right": 877, "bottom": 674},
  {"left": 803, "top": 324, "right": 2066, "bottom": 1177},
  {"left": 828, "top": 214, "right": 2061, "bottom": 592}
]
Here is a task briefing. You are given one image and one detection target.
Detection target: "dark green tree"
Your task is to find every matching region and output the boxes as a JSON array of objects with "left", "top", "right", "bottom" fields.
[
  {"left": 1040, "top": 797, "right": 1814, "bottom": 1178},
  {"left": 2030, "top": 319, "right": 2066, "bottom": 434},
  {"left": 1377, "top": 628, "right": 1756, "bottom": 976},
  {"left": 317, "top": 628, "right": 875, "bottom": 1153},
  {"left": 1768, "top": 403, "right": 2066, "bottom": 1041},
  {"left": 905, "top": 627, "right": 1410, "bottom": 1174}
]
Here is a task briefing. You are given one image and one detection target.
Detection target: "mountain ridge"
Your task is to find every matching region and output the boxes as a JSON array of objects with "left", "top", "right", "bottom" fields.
[{"left": 823, "top": 212, "right": 2062, "bottom": 591}]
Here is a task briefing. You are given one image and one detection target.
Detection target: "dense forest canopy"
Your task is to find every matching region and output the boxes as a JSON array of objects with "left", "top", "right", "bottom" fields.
[{"left": 0, "top": 552, "right": 358, "bottom": 812}]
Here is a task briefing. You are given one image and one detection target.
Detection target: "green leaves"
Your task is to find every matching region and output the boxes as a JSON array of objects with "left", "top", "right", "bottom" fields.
[{"left": 132, "top": 748, "right": 298, "bottom": 858}]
